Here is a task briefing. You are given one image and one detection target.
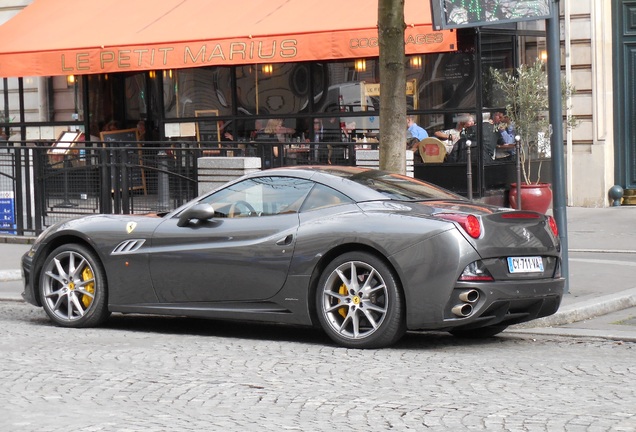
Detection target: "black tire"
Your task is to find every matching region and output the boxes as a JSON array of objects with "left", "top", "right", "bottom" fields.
[
  {"left": 449, "top": 324, "right": 508, "bottom": 339},
  {"left": 315, "top": 252, "right": 405, "bottom": 349},
  {"left": 39, "top": 243, "right": 110, "bottom": 328}
]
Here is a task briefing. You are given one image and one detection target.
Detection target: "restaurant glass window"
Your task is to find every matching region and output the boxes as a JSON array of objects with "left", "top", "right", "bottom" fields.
[
  {"left": 520, "top": 35, "right": 547, "bottom": 66},
  {"left": 164, "top": 66, "right": 233, "bottom": 118},
  {"left": 124, "top": 72, "right": 147, "bottom": 123},
  {"left": 235, "top": 62, "right": 309, "bottom": 117},
  {"left": 313, "top": 59, "right": 380, "bottom": 139},
  {"left": 408, "top": 50, "right": 477, "bottom": 114},
  {"left": 94, "top": 74, "right": 132, "bottom": 132},
  {"left": 481, "top": 33, "right": 547, "bottom": 110},
  {"left": 233, "top": 62, "right": 310, "bottom": 141},
  {"left": 480, "top": 31, "right": 549, "bottom": 165},
  {"left": 480, "top": 33, "right": 515, "bottom": 109}
]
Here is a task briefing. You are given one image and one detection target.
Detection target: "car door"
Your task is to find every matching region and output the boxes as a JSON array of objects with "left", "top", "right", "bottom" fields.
[{"left": 148, "top": 176, "right": 314, "bottom": 303}]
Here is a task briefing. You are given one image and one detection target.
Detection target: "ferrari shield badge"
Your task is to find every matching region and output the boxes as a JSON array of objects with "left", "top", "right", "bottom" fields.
[{"left": 126, "top": 222, "right": 137, "bottom": 234}]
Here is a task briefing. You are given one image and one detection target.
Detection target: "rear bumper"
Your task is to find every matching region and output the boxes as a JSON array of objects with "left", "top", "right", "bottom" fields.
[{"left": 409, "top": 277, "right": 565, "bottom": 330}]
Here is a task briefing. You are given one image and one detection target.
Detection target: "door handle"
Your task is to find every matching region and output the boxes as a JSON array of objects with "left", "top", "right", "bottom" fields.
[{"left": 276, "top": 234, "right": 293, "bottom": 246}]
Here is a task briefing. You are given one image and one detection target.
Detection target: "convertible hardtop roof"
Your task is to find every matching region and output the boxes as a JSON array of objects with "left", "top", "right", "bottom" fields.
[
  {"left": 263, "top": 165, "right": 373, "bottom": 177},
  {"left": 246, "top": 166, "right": 389, "bottom": 202},
  {"left": 244, "top": 165, "right": 462, "bottom": 203}
]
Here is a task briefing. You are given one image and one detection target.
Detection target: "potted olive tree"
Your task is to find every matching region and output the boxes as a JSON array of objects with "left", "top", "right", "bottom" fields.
[{"left": 490, "top": 60, "right": 577, "bottom": 212}]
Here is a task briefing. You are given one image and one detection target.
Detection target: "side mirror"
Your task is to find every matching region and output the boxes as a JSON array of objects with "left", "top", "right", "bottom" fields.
[{"left": 176, "top": 203, "right": 216, "bottom": 227}]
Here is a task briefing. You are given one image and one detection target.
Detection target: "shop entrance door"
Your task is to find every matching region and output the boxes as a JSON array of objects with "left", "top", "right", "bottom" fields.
[{"left": 615, "top": 0, "right": 636, "bottom": 190}]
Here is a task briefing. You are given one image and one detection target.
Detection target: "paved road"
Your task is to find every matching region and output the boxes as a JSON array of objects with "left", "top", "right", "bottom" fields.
[{"left": 1, "top": 301, "right": 634, "bottom": 432}]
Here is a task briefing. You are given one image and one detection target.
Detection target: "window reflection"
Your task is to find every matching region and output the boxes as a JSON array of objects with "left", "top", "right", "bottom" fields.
[
  {"left": 480, "top": 33, "right": 515, "bottom": 109},
  {"left": 164, "top": 67, "right": 233, "bottom": 118},
  {"left": 407, "top": 51, "right": 476, "bottom": 113},
  {"left": 314, "top": 59, "right": 380, "bottom": 134},
  {"left": 235, "top": 63, "right": 309, "bottom": 116}
]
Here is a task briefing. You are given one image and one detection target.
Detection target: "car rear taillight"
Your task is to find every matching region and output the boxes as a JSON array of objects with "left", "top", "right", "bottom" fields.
[
  {"left": 436, "top": 213, "right": 482, "bottom": 239},
  {"left": 459, "top": 261, "right": 494, "bottom": 281},
  {"left": 547, "top": 216, "right": 558, "bottom": 237}
]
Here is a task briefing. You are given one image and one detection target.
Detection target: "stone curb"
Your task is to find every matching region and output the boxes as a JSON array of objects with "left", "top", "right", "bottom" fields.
[
  {"left": 506, "top": 327, "right": 636, "bottom": 343},
  {"left": 0, "top": 235, "right": 36, "bottom": 244},
  {"left": 511, "top": 287, "right": 636, "bottom": 329},
  {"left": 0, "top": 270, "right": 21, "bottom": 282}
]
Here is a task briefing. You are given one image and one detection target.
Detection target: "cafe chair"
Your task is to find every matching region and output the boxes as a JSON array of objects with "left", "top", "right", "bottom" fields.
[{"left": 418, "top": 137, "right": 447, "bottom": 163}]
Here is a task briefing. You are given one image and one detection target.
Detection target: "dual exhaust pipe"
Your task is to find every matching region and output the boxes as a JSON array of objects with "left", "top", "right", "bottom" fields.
[{"left": 451, "top": 289, "right": 479, "bottom": 317}]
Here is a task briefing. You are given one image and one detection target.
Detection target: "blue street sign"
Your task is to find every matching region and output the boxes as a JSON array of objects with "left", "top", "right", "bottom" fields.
[{"left": 0, "top": 191, "right": 16, "bottom": 235}]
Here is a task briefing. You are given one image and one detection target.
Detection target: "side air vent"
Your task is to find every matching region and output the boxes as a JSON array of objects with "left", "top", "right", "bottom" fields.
[{"left": 112, "top": 239, "right": 146, "bottom": 254}]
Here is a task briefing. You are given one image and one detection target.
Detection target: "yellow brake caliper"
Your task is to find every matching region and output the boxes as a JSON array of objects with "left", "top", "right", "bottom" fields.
[
  {"left": 338, "top": 283, "right": 348, "bottom": 318},
  {"left": 81, "top": 267, "right": 95, "bottom": 308}
]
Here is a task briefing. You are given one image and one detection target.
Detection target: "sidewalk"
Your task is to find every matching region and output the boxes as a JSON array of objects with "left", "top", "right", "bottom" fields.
[
  {"left": 539, "top": 206, "right": 636, "bottom": 322},
  {"left": 508, "top": 206, "right": 636, "bottom": 341},
  {"left": 2, "top": 206, "right": 636, "bottom": 340}
]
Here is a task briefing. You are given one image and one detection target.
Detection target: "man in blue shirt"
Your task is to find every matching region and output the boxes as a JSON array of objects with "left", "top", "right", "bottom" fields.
[
  {"left": 492, "top": 112, "right": 515, "bottom": 144},
  {"left": 407, "top": 115, "right": 428, "bottom": 140}
]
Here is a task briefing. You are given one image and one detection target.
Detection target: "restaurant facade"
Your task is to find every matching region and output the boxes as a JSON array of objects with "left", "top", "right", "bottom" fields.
[{"left": 0, "top": 0, "right": 628, "bottom": 215}]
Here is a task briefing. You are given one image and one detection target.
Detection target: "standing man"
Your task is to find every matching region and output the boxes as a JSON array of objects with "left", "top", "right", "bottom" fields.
[{"left": 407, "top": 115, "right": 428, "bottom": 140}]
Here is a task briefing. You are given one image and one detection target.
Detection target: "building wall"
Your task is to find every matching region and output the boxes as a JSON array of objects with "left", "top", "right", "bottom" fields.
[
  {"left": 565, "top": 0, "right": 615, "bottom": 207},
  {"left": 0, "top": 1, "right": 40, "bottom": 125},
  {"left": 0, "top": 0, "right": 30, "bottom": 24}
]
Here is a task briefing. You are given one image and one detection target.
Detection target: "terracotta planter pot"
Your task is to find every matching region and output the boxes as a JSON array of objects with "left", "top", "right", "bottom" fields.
[{"left": 509, "top": 183, "right": 553, "bottom": 213}]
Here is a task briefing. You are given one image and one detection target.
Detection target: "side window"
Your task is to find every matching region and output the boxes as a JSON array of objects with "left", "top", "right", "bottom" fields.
[
  {"left": 200, "top": 176, "right": 314, "bottom": 218},
  {"left": 300, "top": 183, "right": 352, "bottom": 212}
]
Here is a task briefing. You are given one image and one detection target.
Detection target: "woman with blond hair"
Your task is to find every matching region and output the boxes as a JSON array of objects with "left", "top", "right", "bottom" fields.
[{"left": 256, "top": 118, "right": 295, "bottom": 167}]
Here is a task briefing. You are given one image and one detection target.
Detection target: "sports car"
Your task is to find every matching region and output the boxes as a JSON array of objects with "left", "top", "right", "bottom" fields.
[{"left": 22, "top": 166, "right": 564, "bottom": 348}]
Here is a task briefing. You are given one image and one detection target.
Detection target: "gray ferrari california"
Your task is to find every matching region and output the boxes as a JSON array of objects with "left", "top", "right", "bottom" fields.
[{"left": 22, "top": 166, "right": 564, "bottom": 348}]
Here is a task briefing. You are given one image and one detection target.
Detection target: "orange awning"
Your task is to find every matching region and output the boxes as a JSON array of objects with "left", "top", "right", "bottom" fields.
[{"left": 0, "top": 0, "right": 456, "bottom": 77}]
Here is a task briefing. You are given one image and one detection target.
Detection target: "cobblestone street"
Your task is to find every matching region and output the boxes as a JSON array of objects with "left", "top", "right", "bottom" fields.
[{"left": 1, "top": 302, "right": 635, "bottom": 432}]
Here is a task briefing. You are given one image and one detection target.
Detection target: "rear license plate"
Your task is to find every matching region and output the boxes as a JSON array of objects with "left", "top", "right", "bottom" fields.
[{"left": 507, "top": 256, "right": 544, "bottom": 273}]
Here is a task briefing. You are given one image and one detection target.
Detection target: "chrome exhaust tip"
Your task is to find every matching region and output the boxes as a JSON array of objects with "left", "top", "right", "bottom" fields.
[
  {"left": 451, "top": 303, "right": 473, "bottom": 317},
  {"left": 458, "top": 289, "right": 479, "bottom": 303}
]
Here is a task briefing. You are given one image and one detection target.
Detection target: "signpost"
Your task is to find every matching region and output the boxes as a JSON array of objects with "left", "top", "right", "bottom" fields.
[
  {"left": 429, "top": 0, "right": 567, "bottom": 292},
  {"left": 430, "top": 0, "right": 552, "bottom": 30}
]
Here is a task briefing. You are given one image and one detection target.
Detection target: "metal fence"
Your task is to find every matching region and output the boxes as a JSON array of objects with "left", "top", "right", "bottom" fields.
[
  {"left": 0, "top": 140, "right": 360, "bottom": 236},
  {"left": 0, "top": 142, "right": 200, "bottom": 236}
]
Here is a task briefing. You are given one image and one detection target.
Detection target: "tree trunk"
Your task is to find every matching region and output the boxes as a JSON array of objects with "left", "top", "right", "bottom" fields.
[{"left": 378, "top": 0, "right": 406, "bottom": 174}]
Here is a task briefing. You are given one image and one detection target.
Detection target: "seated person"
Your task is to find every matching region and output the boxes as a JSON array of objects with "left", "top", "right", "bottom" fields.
[
  {"left": 491, "top": 111, "right": 515, "bottom": 145},
  {"left": 312, "top": 118, "right": 347, "bottom": 164},
  {"left": 406, "top": 137, "right": 422, "bottom": 163},
  {"left": 255, "top": 119, "right": 289, "bottom": 168},
  {"left": 481, "top": 121, "right": 500, "bottom": 162},
  {"left": 489, "top": 112, "right": 516, "bottom": 159},
  {"left": 434, "top": 115, "right": 475, "bottom": 153},
  {"left": 407, "top": 115, "right": 428, "bottom": 140}
]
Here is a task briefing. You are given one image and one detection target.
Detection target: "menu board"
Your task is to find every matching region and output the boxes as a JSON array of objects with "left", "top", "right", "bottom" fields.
[
  {"left": 48, "top": 131, "right": 81, "bottom": 154},
  {"left": 195, "top": 110, "right": 221, "bottom": 144},
  {"left": 100, "top": 128, "right": 138, "bottom": 145},
  {"left": 431, "top": 0, "right": 551, "bottom": 30},
  {"left": 47, "top": 131, "right": 82, "bottom": 167}
]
